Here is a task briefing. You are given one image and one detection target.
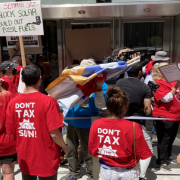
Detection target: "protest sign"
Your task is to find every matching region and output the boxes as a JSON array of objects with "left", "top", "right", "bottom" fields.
[
  {"left": 65, "top": 28, "right": 111, "bottom": 60},
  {"left": 0, "top": 1, "right": 44, "bottom": 36},
  {"left": 6, "top": 35, "right": 39, "bottom": 48},
  {"left": 7, "top": 36, "right": 42, "bottom": 55},
  {"left": 158, "top": 63, "right": 180, "bottom": 83}
]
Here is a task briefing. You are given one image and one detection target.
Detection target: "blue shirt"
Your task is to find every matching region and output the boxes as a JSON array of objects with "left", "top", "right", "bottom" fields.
[{"left": 64, "top": 83, "right": 108, "bottom": 129}]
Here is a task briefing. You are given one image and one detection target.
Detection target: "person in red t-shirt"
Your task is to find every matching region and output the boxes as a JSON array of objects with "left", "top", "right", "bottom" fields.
[
  {"left": 152, "top": 62, "right": 180, "bottom": 171},
  {"left": 0, "top": 80, "right": 17, "bottom": 180},
  {"left": 0, "top": 61, "right": 19, "bottom": 99},
  {"left": 89, "top": 86, "right": 152, "bottom": 180},
  {"left": 6, "top": 65, "right": 69, "bottom": 180}
]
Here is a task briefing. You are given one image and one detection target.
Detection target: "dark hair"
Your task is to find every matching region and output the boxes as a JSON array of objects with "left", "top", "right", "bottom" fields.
[
  {"left": 106, "top": 86, "right": 128, "bottom": 118},
  {"left": 127, "top": 63, "right": 142, "bottom": 77},
  {"left": 22, "top": 65, "right": 41, "bottom": 86},
  {"left": 127, "top": 70, "right": 139, "bottom": 77}
]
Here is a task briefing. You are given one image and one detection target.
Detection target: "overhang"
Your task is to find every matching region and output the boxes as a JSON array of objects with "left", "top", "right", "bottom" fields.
[{"left": 41, "top": 1, "right": 180, "bottom": 19}]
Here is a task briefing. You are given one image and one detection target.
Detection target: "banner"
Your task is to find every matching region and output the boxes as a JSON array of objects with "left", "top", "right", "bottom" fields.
[
  {"left": 46, "top": 61, "right": 130, "bottom": 109},
  {"left": 0, "top": 1, "right": 44, "bottom": 36},
  {"left": 6, "top": 35, "right": 39, "bottom": 48}
]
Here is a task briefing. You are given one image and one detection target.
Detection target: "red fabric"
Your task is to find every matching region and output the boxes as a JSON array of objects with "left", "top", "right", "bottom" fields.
[
  {"left": 145, "top": 60, "right": 155, "bottom": 75},
  {"left": 0, "top": 91, "right": 16, "bottom": 156},
  {"left": 1, "top": 76, "right": 18, "bottom": 99},
  {"left": 11, "top": 66, "right": 23, "bottom": 88},
  {"left": 6, "top": 92, "right": 64, "bottom": 177},
  {"left": 42, "top": 62, "right": 51, "bottom": 75},
  {"left": 89, "top": 118, "right": 152, "bottom": 168},
  {"left": 153, "top": 80, "right": 180, "bottom": 120},
  {"left": 76, "top": 72, "right": 107, "bottom": 97}
]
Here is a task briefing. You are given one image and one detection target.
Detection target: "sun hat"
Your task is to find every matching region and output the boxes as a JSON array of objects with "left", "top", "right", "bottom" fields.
[{"left": 151, "top": 51, "right": 170, "bottom": 61}]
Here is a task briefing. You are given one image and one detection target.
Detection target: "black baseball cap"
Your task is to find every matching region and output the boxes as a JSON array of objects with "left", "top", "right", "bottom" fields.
[{"left": 0, "top": 61, "right": 18, "bottom": 71}]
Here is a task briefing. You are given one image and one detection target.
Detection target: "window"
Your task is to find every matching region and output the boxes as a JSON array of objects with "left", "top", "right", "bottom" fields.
[{"left": 124, "top": 22, "right": 164, "bottom": 50}]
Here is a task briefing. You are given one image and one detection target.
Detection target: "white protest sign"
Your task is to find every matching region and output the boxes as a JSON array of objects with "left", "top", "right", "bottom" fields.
[
  {"left": 0, "top": 1, "right": 44, "bottom": 36},
  {"left": 6, "top": 35, "right": 39, "bottom": 48},
  {"left": 158, "top": 63, "right": 180, "bottom": 83},
  {"left": 18, "top": 69, "right": 25, "bottom": 94}
]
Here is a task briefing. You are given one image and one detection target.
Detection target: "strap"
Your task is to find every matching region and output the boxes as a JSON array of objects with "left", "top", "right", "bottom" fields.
[
  {"left": 133, "top": 122, "right": 136, "bottom": 166},
  {"left": 133, "top": 122, "right": 138, "bottom": 179}
]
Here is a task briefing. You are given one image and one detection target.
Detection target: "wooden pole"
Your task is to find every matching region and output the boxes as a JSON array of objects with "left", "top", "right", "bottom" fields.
[{"left": 19, "top": 36, "right": 26, "bottom": 67}]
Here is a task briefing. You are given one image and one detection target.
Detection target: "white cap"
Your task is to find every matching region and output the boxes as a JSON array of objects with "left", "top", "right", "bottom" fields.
[{"left": 80, "top": 59, "right": 96, "bottom": 67}]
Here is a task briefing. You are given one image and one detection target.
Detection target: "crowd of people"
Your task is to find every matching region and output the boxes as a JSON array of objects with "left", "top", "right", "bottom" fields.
[{"left": 0, "top": 44, "right": 180, "bottom": 180}]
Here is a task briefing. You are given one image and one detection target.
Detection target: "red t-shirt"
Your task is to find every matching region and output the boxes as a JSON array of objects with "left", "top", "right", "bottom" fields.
[
  {"left": 153, "top": 80, "right": 180, "bottom": 120},
  {"left": 6, "top": 92, "right": 63, "bottom": 177},
  {"left": 0, "top": 91, "right": 16, "bottom": 156},
  {"left": 11, "top": 66, "right": 23, "bottom": 88},
  {"left": 1, "top": 76, "right": 18, "bottom": 99},
  {"left": 89, "top": 118, "right": 152, "bottom": 168}
]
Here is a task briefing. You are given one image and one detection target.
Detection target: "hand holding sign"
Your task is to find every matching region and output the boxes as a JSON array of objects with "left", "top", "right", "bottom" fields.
[
  {"left": 158, "top": 63, "right": 180, "bottom": 83},
  {"left": 175, "top": 80, "right": 180, "bottom": 89}
]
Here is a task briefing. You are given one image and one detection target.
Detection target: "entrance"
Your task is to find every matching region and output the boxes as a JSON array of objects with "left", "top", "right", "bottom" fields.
[{"left": 59, "top": 17, "right": 173, "bottom": 70}]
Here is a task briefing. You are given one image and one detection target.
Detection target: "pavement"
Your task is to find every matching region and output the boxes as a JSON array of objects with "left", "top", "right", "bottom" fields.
[{"left": 11, "top": 136, "right": 180, "bottom": 180}]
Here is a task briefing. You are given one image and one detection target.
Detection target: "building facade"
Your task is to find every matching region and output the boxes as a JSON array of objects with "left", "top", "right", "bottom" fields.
[{"left": 0, "top": 0, "right": 180, "bottom": 85}]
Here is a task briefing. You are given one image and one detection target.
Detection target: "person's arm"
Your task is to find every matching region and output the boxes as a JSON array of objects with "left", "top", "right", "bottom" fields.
[
  {"left": 161, "top": 80, "right": 180, "bottom": 102},
  {"left": 9, "top": 42, "right": 20, "bottom": 61},
  {"left": 143, "top": 85, "right": 152, "bottom": 115},
  {"left": 50, "top": 128, "right": 69, "bottom": 154},
  {"left": 144, "top": 99, "right": 151, "bottom": 115},
  {"left": 94, "top": 79, "right": 106, "bottom": 109}
]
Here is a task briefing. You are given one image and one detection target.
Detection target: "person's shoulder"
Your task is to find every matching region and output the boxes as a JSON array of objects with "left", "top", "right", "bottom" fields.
[
  {"left": 92, "top": 118, "right": 105, "bottom": 126},
  {"left": 41, "top": 94, "right": 58, "bottom": 105},
  {"left": 1, "top": 76, "right": 10, "bottom": 82},
  {"left": 3, "top": 91, "right": 11, "bottom": 97},
  {"left": 139, "top": 80, "right": 151, "bottom": 91},
  {"left": 121, "top": 118, "right": 133, "bottom": 125},
  {"left": 116, "top": 77, "right": 127, "bottom": 85},
  {"left": 155, "top": 80, "right": 167, "bottom": 85},
  {"left": 121, "top": 118, "right": 142, "bottom": 130}
]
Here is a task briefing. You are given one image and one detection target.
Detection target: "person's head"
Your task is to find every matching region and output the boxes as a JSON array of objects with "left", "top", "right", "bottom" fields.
[
  {"left": 151, "top": 51, "right": 170, "bottom": 63},
  {"left": 22, "top": 65, "right": 41, "bottom": 90},
  {"left": 152, "top": 62, "right": 168, "bottom": 81},
  {"left": 106, "top": 86, "right": 128, "bottom": 118},
  {"left": 0, "top": 61, "right": 18, "bottom": 78},
  {"left": 127, "top": 62, "right": 143, "bottom": 79}
]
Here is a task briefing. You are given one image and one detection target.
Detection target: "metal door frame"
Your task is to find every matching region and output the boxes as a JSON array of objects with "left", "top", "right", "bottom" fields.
[{"left": 119, "top": 17, "right": 174, "bottom": 62}]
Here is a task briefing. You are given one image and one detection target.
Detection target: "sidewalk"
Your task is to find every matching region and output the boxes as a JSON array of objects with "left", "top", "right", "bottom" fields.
[{"left": 11, "top": 137, "right": 180, "bottom": 180}]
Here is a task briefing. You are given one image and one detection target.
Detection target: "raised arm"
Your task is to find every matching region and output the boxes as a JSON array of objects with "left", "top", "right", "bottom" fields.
[{"left": 9, "top": 41, "right": 20, "bottom": 62}]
